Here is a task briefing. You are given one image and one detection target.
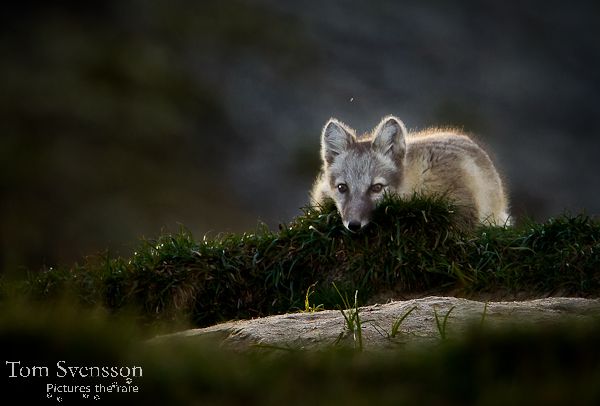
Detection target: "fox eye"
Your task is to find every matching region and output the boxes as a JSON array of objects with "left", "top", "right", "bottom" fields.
[
  {"left": 337, "top": 183, "right": 348, "bottom": 194},
  {"left": 370, "top": 183, "right": 384, "bottom": 193}
]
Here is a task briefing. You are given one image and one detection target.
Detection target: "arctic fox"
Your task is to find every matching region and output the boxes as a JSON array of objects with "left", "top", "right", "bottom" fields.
[{"left": 311, "top": 116, "right": 510, "bottom": 231}]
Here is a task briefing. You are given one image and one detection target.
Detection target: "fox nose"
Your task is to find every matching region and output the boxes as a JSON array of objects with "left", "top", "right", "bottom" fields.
[{"left": 347, "top": 221, "right": 362, "bottom": 232}]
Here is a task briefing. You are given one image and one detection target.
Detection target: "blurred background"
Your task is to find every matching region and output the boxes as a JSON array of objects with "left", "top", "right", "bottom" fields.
[{"left": 1, "top": 0, "right": 599, "bottom": 272}]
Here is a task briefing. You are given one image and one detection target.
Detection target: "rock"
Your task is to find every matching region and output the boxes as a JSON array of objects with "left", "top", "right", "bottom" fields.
[{"left": 150, "top": 297, "right": 600, "bottom": 351}]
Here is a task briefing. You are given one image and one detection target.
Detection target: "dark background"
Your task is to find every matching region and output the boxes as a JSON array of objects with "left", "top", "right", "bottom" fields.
[{"left": 2, "top": 0, "right": 599, "bottom": 272}]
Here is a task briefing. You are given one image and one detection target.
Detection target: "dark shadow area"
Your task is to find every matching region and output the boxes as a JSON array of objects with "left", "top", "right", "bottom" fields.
[{"left": 2, "top": 0, "right": 599, "bottom": 272}]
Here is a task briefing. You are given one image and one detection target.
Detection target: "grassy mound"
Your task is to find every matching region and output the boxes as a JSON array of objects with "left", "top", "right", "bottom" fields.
[{"left": 13, "top": 194, "right": 600, "bottom": 328}]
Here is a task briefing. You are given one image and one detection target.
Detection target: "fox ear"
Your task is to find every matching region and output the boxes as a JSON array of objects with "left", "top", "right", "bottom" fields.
[
  {"left": 321, "top": 118, "right": 354, "bottom": 166},
  {"left": 372, "top": 116, "right": 406, "bottom": 163}
]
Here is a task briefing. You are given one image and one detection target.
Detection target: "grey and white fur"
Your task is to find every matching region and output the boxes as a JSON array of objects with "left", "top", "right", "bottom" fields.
[{"left": 311, "top": 115, "right": 510, "bottom": 231}]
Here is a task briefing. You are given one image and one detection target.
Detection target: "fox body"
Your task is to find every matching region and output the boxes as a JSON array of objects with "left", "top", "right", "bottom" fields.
[{"left": 311, "top": 116, "right": 510, "bottom": 231}]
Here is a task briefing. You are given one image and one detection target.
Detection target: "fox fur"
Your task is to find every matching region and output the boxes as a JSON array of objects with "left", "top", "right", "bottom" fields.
[{"left": 311, "top": 115, "right": 510, "bottom": 231}]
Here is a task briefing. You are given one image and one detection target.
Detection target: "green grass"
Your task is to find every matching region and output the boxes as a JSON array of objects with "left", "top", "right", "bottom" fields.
[
  {"left": 389, "top": 306, "right": 417, "bottom": 339},
  {"left": 6, "top": 194, "right": 600, "bottom": 330},
  {"left": 302, "top": 283, "right": 324, "bottom": 313},
  {"left": 434, "top": 305, "right": 456, "bottom": 340},
  {"left": 333, "top": 283, "right": 364, "bottom": 351}
]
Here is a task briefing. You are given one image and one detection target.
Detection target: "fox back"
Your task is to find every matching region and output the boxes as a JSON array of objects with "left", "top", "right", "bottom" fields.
[{"left": 311, "top": 116, "right": 510, "bottom": 231}]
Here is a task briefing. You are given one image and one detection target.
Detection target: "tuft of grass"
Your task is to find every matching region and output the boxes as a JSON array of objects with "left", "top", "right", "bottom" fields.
[
  {"left": 333, "top": 283, "right": 364, "bottom": 351},
  {"left": 480, "top": 302, "right": 489, "bottom": 328},
  {"left": 302, "top": 283, "right": 324, "bottom": 313},
  {"left": 434, "top": 306, "right": 456, "bottom": 340},
  {"left": 390, "top": 306, "right": 418, "bottom": 339},
  {"left": 4, "top": 194, "right": 600, "bottom": 330}
]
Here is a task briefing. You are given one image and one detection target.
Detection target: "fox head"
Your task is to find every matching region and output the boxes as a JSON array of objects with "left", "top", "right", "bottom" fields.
[{"left": 320, "top": 115, "right": 407, "bottom": 232}]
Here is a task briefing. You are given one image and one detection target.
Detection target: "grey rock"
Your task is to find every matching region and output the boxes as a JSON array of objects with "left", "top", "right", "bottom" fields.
[{"left": 151, "top": 296, "right": 600, "bottom": 351}]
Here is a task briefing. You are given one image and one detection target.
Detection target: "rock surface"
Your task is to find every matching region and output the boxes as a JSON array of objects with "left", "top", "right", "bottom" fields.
[{"left": 152, "top": 297, "right": 600, "bottom": 351}]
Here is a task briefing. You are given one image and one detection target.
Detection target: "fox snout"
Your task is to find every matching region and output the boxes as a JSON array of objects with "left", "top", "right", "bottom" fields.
[
  {"left": 341, "top": 202, "right": 374, "bottom": 232},
  {"left": 344, "top": 219, "right": 368, "bottom": 233}
]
